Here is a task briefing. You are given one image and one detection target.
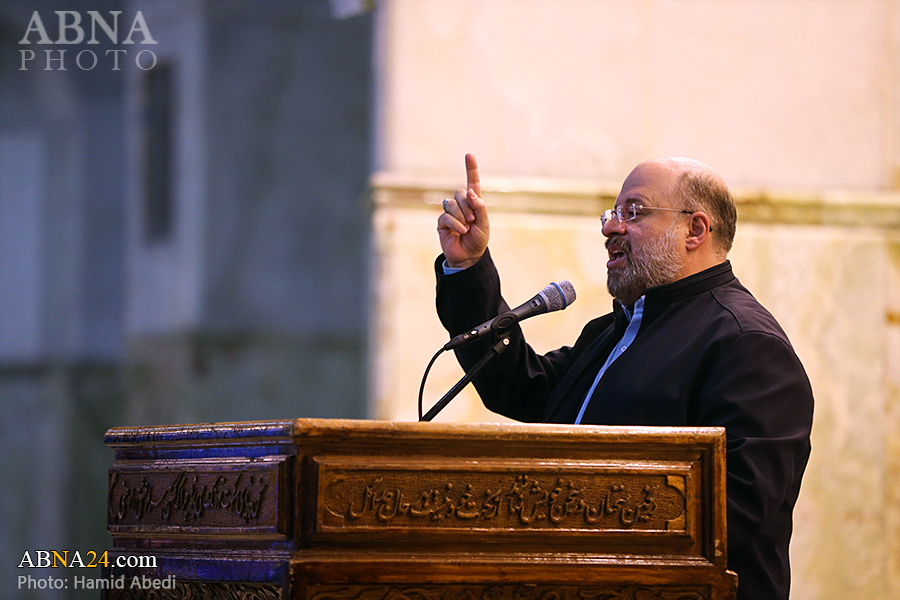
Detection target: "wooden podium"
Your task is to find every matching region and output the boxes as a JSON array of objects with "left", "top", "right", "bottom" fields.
[{"left": 104, "top": 419, "right": 737, "bottom": 599}]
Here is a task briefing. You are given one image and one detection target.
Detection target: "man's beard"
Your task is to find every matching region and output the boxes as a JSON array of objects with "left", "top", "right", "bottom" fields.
[{"left": 606, "top": 225, "right": 684, "bottom": 306}]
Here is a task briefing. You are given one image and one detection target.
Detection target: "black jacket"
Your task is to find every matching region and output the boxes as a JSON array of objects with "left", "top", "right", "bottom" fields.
[{"left": 436, "top": 249, "right": 813, "bottom": 600}]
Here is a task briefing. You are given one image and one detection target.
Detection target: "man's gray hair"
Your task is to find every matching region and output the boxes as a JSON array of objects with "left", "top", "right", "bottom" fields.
[{"left": 679, "top": 169, "right": 737, "bottom": 255}]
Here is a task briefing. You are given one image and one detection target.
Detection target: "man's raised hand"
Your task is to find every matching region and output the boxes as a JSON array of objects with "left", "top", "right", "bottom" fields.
[{"left": 437, "top": 153, "right": 490, "bottom": 269}]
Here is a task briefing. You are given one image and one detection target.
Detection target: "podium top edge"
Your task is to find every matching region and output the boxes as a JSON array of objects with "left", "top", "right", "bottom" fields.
[
  {"left": 104, "top": 418, "right": 725, "bottom": 446},
  {"left": 103, "top": 419, "right": 297, "bottom": 445}
]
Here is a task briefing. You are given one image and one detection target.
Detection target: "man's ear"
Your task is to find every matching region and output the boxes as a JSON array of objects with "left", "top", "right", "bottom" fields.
[{"left": 685, "top": 211, "right": 711, "bottom": 251}]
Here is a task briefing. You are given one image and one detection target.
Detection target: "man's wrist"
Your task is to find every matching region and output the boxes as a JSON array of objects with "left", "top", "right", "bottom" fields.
[
  {"left": 443, "top": 254, "right": 484, "bottom": 273},
  {"left": 445, "top": 260, "right": 474, "bottom": 271},
  {"left": 442, "top": 260, "right": 467, "bottom": 275},
  {"left": 445, "top": 251, "right": 486, "bottom": 270}
]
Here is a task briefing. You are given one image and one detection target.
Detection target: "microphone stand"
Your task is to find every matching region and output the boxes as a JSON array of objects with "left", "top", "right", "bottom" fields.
[{"left": 419, "top": 336, "right": 511, "bottom": 422}]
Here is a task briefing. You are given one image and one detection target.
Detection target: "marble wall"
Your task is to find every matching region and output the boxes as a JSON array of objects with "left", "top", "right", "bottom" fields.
[{"left": 369, "top": 1, "right": 900, "bottom": 598}]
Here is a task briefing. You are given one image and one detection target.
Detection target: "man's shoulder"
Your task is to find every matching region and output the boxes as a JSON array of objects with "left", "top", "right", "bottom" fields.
[{"left": 708, "top": 278, "right": 789, "bottom": 340}]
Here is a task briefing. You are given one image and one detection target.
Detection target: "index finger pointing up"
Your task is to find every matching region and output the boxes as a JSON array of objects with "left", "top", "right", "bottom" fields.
[{"left": 465, "top": 153, "right": 481, "bottom": 198}]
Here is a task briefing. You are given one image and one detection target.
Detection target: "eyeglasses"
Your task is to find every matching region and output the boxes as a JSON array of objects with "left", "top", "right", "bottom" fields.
[{"left": 600, "top": 204, "right": 695, "bottom": 227}]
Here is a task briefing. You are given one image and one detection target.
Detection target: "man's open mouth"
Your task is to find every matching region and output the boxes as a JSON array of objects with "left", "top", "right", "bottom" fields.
[{"left": 606, "top": 243, "right": 628, "bottom": 269}]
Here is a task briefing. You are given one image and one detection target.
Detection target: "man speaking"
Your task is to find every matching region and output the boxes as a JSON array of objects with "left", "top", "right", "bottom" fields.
[{"left": 434, "top": 153, "right": 813, "bottom": 600}]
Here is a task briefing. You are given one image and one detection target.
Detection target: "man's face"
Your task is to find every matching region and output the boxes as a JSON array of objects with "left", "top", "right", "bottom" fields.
[{"left": 604, "top": 162, "right": 688, "bottom": 305}]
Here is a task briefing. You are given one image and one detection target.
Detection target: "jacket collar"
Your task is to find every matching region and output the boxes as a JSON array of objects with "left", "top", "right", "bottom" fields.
[{"left": 614, "top": 260, "right": 735, "bottom": 317}]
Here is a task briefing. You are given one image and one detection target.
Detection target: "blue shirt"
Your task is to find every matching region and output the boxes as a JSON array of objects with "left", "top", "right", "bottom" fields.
[{"left": 573, "top": 296, "right": 645, "bottom": 424}]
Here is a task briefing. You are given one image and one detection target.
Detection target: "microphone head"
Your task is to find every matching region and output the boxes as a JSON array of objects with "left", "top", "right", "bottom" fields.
[{"left": 542, "top": 281, "right": 576, "bottom": 312}]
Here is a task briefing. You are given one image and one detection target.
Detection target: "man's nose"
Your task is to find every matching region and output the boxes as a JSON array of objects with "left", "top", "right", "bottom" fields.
[{"left": 602, "top": 215, "right": 627, "bottom": 238}]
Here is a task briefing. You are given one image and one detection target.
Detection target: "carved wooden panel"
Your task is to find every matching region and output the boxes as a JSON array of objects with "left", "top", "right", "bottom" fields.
[
  {"left": 313, "top": 457, "right": 692, "bottom": 538},
  {"left": 305, "top": 584, "right": 711, "bottom": 600},
  {"left": 107, "top": 457, "right": 290, "bottom": 536},
  {"left": 107, "top": 580, "right": 282, "bottom": 600}
]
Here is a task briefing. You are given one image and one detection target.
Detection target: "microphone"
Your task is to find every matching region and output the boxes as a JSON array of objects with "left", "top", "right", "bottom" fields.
[{"left": 443, "top": 281, "right": 576, "bottom": 350}]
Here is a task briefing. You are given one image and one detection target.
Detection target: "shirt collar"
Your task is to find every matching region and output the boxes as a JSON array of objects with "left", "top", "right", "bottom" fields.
[{"left": 619, "top": 296, "right": 645, "bottom": 323}]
